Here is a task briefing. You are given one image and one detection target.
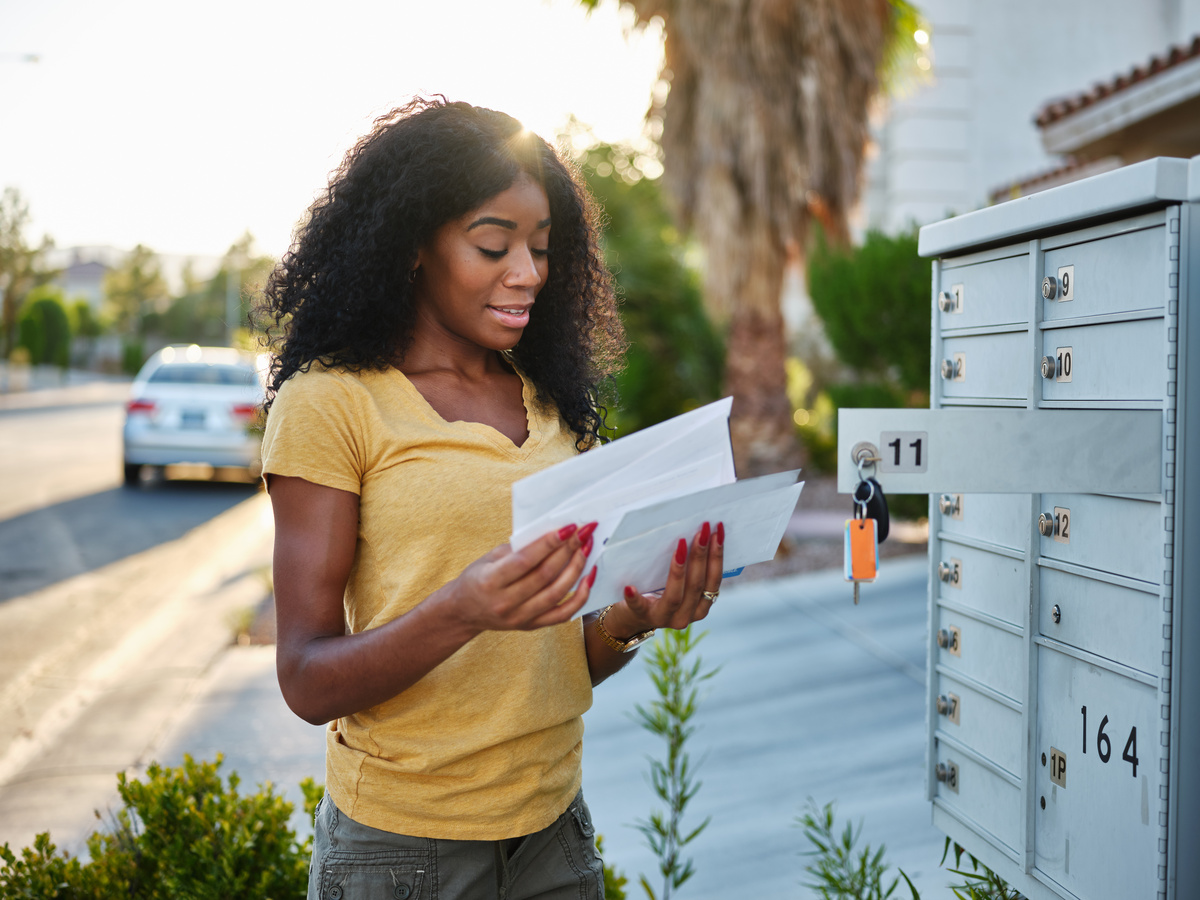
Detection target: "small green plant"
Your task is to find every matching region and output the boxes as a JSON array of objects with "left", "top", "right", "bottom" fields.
[
  {"left": 633, "top": 626, "right": 718, "bottom": 900},
  {"left": 797, "top": 798, "right": 918, "bottom": 900},
  {"left": 939, "top": 839, "right": 1024, "bottom": 900},
  {"left": 0, "top": 755, "right": 315, "bottom": 899},
  {"left": 597, "top": 835, "right": 629, "bottom": 900}
]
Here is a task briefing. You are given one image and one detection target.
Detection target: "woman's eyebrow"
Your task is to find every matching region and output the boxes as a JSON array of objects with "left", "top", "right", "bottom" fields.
[{"left": 466, "top": 216, "right": 552, "bottom": 231}]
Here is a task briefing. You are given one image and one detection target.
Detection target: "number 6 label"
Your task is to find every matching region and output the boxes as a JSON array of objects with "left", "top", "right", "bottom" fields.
[{"left": 879, "top": 431, "right": 928, "bottom": 474}]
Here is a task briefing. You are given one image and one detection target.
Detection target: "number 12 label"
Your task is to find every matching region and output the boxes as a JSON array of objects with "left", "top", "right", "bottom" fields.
[{"left": 880, "top": 431, "right": 928, "bottom": 474}]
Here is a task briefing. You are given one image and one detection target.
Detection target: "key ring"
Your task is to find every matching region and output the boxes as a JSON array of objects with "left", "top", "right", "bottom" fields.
[{"left": 853, "top": 477, "right": 874, "bottom": 521}]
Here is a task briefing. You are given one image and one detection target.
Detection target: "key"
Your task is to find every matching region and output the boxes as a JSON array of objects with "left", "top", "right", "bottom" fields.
[{"left": 845, "top": 514, "right": 879, "bottom": 605}]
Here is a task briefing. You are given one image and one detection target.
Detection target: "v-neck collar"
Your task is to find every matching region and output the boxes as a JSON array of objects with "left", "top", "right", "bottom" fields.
[{"left": 388, "top": 365, "right": 545, "bottom": 457}]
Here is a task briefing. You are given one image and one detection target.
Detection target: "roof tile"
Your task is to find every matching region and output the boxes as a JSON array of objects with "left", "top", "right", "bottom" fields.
[{"left": 1036, "top": 34, "right": 1200, "bottom": 127}]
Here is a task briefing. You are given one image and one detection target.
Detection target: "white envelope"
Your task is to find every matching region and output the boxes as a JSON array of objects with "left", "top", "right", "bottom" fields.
[
  {"left": 509, "top": 396, "right": 735, "bottom": 550},
  {"left": 583, "top": 473, "right": 804, "bottom": 615}
]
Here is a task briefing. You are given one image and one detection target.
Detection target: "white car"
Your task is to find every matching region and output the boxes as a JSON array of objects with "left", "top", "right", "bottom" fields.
[{"left": 122, "top": 345, "right": 267, "bottom": 485}]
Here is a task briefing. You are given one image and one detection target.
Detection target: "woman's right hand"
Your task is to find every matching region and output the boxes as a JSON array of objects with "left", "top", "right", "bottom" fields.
[
  {"left": 440, "top": 522, "right": 598, "bottom": 634},
  {"left": 271, "top": 474, "right": 596, "bottom": 725}
]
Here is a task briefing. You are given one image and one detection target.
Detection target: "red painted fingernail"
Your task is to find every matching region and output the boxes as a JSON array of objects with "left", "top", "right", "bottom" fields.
[
  {"left": 557, "top": 523, "right": 578, "bottom": 540},
  {"left": 716, "top": 522, "right": 725, "bottom": 546},
  {"left": 699, "top": 521, "right": 711, "bottom": 547},
  {"left": 578, "top": 521, "right": 598, "bottom": 541},
  {"left": 582, "top": 536, "right": 594, "bottom": 556},
  {"left": 624, "top": 585, "right": 638, "bottom": 600},
  {"left": 674, "top": 538, "right": 687, "bottom": 565},
  {"left": 586, "top": 566, "right": 597, "bottom": 588}
]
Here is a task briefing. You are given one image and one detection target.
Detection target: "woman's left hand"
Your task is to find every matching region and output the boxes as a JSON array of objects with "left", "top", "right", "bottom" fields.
[{"left": 614, "top": 520, "right": 726, "bottom": 633}]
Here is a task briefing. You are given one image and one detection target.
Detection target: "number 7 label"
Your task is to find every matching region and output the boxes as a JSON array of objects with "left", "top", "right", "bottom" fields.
[{"left": 879, "top": 431, "right": 929, "bottom": 474}]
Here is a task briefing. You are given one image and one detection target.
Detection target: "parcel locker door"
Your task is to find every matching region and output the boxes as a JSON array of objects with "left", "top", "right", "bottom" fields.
[{"left": 1034, "top": 648, "right": 1160, "bottom": 900}]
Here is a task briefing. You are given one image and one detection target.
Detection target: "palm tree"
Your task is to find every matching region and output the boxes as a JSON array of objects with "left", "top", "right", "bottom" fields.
[{"left": 582, "top": 0, "right": 905, "bottom": 475}]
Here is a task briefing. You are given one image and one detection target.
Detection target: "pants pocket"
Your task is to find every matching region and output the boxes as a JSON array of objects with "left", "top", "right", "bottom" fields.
[
  {"left": 319, "top": 850, "right": 429, "bottom": 900},
  {"left": 566, "top": 794, "right": 605, "bottom": 891}
]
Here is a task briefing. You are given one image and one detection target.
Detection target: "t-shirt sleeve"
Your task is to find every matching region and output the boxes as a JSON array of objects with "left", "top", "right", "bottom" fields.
[{"left": 260, "top": 368, "right": 366, "bottom": 495}]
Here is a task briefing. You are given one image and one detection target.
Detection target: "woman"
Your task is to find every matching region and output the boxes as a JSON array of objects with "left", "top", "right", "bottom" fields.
[{"left": 259, "top": 97, "right": 726, "bottom": 900}]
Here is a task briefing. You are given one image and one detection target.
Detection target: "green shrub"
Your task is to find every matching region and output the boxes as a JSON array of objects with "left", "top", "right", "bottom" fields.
[
  {"left": 69, "top": 300, "right": 104, "bottom": 338},
  {"left": 807, "top": 226, "right": 930, "bottom": 393},
  {"left": 798, "top": 799, "right": 917, "bottom": 900},
  {"left": 596, "top": 835, "right": 628, "bottom": 900},
  {"left": 17, "top": 288, "right": 71, "bottom": 368},
  {"left": 0, "top": 755, "right": 316, "bottom": 899},
  {"left": 121, "top": 341, "right": 144, "bottom": 375},
  {"left": 634, "top": 626, "right": 718, "bottom": 900}
]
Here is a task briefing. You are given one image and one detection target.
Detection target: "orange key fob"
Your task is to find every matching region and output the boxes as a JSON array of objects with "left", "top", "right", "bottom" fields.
[{"left": 844, "top": 517, "right": 878, "bottom": 583}]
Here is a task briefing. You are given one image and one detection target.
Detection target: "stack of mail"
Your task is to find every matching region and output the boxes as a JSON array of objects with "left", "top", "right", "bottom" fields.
[{"left": 510, "top": 397, "right": 805, "bottom": 615}]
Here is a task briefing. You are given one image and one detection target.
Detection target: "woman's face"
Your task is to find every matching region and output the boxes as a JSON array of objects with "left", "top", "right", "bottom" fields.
[{"left": 413, "top": 171, "right": 551, "bottom": 354}]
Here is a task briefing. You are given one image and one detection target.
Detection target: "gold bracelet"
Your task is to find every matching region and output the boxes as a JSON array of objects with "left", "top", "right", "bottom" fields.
[{"left": 595, "top": 604, "right": 656, "bottom": 653}]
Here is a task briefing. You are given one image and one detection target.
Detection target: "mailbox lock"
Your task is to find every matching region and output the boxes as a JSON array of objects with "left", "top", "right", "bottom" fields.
[
  {"left": 1051, "top": 604, "right": 1061, "bottom": 624},
  {"left": 937, "top": 628, "right": 951, "bottom": 648},
  {"left": 936, "top": 763, "right": 951, "bottom": 782},
  {"left": 1042, "top": 276, "right": 1058, "bottom": 300},
  {"left": 940, "top": 358, "right": 961, "bottom": 380},
  {"left": 938, "top": 291, "right": 956, "bottom": 312},
  {"left": 1040, "top": 356, "right": 1057, "bottom": 379},
  {"left": 936, "top": 695, "right": 954, "bottom": 716},
  {"left": 937, "top": 562, "right": 954, "bottom": 583},
  {"left": 938, "top": 494, "right": 959, "bottom": 515},
  {"left": 1038, "top": 513, "right": 1056, "bottom": 537}
]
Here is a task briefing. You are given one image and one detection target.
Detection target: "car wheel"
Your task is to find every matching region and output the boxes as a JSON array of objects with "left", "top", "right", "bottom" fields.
[{"left": 123, "top": 463, "right": 143, "bottom": 486}]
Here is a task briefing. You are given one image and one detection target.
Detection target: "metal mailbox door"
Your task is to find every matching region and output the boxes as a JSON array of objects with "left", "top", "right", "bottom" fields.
[{"left": 1034, "top": 648, "right": 1160, "bottom": 900}]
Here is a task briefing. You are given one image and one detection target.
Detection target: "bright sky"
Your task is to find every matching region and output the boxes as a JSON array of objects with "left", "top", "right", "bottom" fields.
[{"left": 0, "top": 0, "right": 664, "bottom": 261}]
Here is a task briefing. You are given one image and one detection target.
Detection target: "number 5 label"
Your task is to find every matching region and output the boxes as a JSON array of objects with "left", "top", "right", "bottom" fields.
[{"left": 879, "top": 431, "right": 928, "bottom": 474}]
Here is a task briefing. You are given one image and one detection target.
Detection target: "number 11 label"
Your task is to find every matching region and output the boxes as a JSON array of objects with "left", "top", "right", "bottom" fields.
[{"left": 879, "top": 431, "right": 928, "bottom": 474}]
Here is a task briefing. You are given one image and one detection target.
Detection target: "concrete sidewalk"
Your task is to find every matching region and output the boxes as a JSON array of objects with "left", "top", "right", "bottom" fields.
[
  {"left": 155, "top": 557, "right": 950, "bottom": 899},
  {"left": 0, "top": 369, "right": 131, "bottom": 412}
]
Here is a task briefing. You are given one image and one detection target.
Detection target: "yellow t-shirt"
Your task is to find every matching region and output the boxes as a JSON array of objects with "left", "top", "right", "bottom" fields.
[{"left": 260, "top": 364, "right": 593, "bottom": 840}]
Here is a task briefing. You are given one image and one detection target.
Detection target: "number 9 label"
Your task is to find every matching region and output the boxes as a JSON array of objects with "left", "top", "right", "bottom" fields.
[{"left": 1057, "top": 265, "right": 1074, "bottom": 303}]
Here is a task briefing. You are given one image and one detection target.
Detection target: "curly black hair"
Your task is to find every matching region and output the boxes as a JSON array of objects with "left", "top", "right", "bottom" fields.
[{"left": 259, "top": 96, "right": 625, "bottom": 447}]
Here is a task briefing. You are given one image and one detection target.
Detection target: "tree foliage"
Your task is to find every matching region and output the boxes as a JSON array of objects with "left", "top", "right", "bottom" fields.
[
  {"left": 17, "top": 286, "right": 72, "bottom": 368},
  {"left": 103, "top": 245, "right": 169, "bottom": 335},
  {"left": 142, "top": 233, "right": 275, "bottom": 347},
  {"left": 577, "top": 141, "right": 724, "bottom": 436},
  {"left": 0, "top": 187, "right": 55, "bottom": 358},
  {"left": 807, "top": 226, "right": 931, "bottom": 393}
]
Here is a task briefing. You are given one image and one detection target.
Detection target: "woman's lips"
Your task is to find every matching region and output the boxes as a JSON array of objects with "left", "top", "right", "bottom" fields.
[{"left": 488, "top": 305, "right": 531, "bottom": 328}]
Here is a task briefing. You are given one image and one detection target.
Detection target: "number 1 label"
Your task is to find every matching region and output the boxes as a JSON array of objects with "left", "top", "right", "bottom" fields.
[{"left": 879, "top": 431, "right": 928, "bottom": 474}]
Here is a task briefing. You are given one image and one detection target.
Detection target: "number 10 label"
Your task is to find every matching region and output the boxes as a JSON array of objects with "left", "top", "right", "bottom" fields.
[{"left": 879, "top": 431, "right": 928, "bottom": 474}]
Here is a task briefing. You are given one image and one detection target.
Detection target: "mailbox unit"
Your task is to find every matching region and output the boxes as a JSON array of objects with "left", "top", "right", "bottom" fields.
[{"left": 838, "top": 157, "right": 1200, "bottom": 900}]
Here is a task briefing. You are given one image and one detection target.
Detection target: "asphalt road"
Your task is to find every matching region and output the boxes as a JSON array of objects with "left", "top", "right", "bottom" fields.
[
  {"left": 0, "top": 398, "right": 260, "bottom": 601},
  {"left": 0, "top": 393, "right": 272, "bottom": 854}
]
